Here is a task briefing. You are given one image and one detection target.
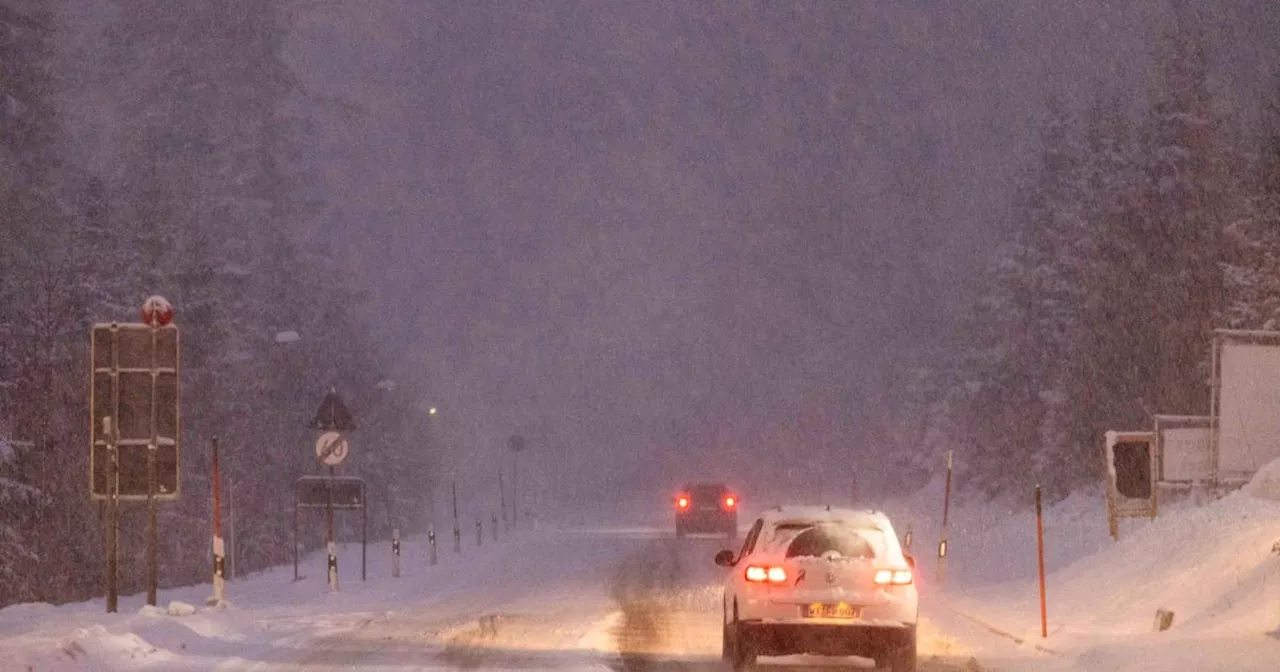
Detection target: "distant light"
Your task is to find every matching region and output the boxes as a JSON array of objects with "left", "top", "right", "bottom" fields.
[
  {"left": 428, "top": 407, "right": 437, "bottom": 415},
  {"left": 275, "top": 330, "right": 300, "bottom": 344}
]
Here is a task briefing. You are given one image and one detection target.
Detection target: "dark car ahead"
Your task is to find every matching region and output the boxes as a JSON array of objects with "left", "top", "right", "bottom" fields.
[{"left": 674, "top": 483, "right": 738, "bottom": 539}]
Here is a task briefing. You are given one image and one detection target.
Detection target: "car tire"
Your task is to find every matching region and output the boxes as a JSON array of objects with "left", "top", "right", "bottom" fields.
[{"left": 882, "top": 626, "right": 917, "bottom": 672}]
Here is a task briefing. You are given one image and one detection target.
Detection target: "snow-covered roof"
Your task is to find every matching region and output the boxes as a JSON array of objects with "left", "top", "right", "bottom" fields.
[{"left": 759, "top": 505, "right": 893, "bottom": 529}]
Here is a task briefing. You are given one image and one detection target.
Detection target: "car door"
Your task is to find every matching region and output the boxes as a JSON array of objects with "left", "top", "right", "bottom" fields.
[{"left": 725, "top": 518, "right": 764, "bottom": 623}]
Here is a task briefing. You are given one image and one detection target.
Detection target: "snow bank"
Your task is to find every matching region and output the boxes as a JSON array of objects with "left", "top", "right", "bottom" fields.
[{"left": 1242, "top": 456, "right": 1280, "bottom": 501}]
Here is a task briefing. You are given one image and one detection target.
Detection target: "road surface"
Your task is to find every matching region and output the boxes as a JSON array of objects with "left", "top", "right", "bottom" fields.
[{"left": 237, "top": 527, "right": 991, "bottom": 671}]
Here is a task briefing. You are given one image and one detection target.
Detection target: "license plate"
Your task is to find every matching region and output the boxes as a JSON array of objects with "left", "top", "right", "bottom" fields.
[{"left": 806, "top": 603, "right": 861, "bottom": 619}]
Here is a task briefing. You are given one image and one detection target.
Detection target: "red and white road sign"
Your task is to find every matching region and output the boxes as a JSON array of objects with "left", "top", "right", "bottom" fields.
[{"left": 315, "top": 431, "right": 349, "bottom": 466}]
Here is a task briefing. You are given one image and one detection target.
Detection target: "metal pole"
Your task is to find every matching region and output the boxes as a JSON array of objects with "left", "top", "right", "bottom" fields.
[
  {"left": 492, "top": 513, "right": 498, "bottom": 542},
  {"left": 452, "top": 480, "right": 461, "bottom": 553},
  {"left": 361, "top": 482, "right": 367, "bottom": 582},
  {"left": 327, "top": 465, "right": 338, "bottom": 591},
  {"left": 228, "top": 477, "right": 235, "bottom": 581},
  {"left": 512, "top": 452, "right": 518, "bottom": 530},
  {"left": 104, "top": 415, "right": 119, "bottom": 614},
  {"left": 106, "top": 323, "right": 120, "bottom": 614},
  {"left": 211, "top": 436, "right": 225, "bottom": 605},
  {"left": 428, "top": 524, "right": 437, "bottom": 566},
  {"left": 499, "top": 469, "right": 508, "bottom": 531},
  {"left": 293, "top": 490, "right": 299, "bottom": 581},
  {"left": 937, "top": 450, "right": 953, "bottom": 585},
  {"left": 476, "top": 518, "right": 482, "bottom": 547},
  {"left": 146, "top": 324, "right": 159, "bottom": 607},
  {"left": 1036, "top": 484, "right": 1048, "bottom": 639}
]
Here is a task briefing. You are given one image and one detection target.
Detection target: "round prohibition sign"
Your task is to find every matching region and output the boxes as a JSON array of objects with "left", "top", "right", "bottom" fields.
[{"left": 316, "top": 431, "right": 349, "bottom": 466}]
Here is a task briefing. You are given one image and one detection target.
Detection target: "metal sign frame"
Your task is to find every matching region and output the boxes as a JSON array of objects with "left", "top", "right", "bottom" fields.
[
  {"left": 89, "top": 322, "right": 181, "bottom": 500},
  {"left": 294, "top": 475, "right": 365, "bottom": 509},
  {"left": 1152, "top": 414, "right": 1212, "bottom": 486},
  {"left": 292, "top": 475, "right": 368, "bottom": 582},
  {"left": 1209, "top": 329, "right": 1280, "bottom": 487},
  {"left": 1104, "top": 430, "right": 1156, "bottom": 539}
]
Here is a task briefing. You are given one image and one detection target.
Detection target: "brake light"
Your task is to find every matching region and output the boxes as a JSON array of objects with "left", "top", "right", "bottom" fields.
[
  {"left": 745, "top": 565, "right": 788, "bottom": 584},
  {"left": 874, "top": 569, "right": 913, "bottom": 586},
  {"left": 724, "top": 495, "right": 736, "bottom": 509},
  {"left": 676, "top": 496, "right": 690, "bottom": 510}
]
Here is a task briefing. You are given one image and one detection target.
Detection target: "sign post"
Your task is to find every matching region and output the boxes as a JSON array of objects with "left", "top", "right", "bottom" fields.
[
  {"left": 316, "top": 431, "right": 350, "bottom": 591},
  {"left": 209, "top": 436, "right": 226, "bottom": 607},
  {"left": 105, "top": 416, "right": 119, "bottom": 613},
  {"left": 293, "top": 476, "right": 366, "bottom": 585},
  {"left": 91, "top": 297, "right": 180, "bottom": 613},
  {"left": 311, "top": 388, "right": 355, "bottom": 592}
]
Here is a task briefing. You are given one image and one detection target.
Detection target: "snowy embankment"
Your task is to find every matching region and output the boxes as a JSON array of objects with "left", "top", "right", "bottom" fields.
[
  {"left": 892, "top": 463, "right": 1280, "bottom": 671},
  {"left": 0, "top": 525, "right": 566, "bottom": 671}
]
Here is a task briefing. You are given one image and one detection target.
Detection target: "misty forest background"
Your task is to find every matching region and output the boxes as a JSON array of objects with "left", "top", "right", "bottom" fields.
[{"left": 3, "top": 2, "right": 1280, "bottom": 607}]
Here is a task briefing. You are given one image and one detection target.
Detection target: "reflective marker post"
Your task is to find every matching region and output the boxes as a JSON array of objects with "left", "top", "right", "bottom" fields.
[
  {"left": 209, "top": 436, "right": 226, "bottom": 607},
  {"left": 937, "top": 450, "right": 953, "bottom": 585},
  {"left": 326, "top": 466, "right": 338, "bottom": 592},
  {"left": 452, "top": 481, "right": 461, "bottom": 554},
  {"left": 392, "top": 527, "right": 401, "bottom": 578},
  {"left": 428, "top": 525, "right": 437, "bottom": 566}
]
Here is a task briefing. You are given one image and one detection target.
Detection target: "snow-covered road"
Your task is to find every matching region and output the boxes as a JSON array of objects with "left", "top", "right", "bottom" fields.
[
  {"left": 11, "top": 482, "right": 1280, "bottom": 671},
  {"left": 232, "top": 528, "right": 982, "bottom": 671}
]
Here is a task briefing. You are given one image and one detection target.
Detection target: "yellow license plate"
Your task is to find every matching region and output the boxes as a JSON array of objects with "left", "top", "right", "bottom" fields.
[{"left": 806, "top": 603, "right": 862, "bottom": 619}]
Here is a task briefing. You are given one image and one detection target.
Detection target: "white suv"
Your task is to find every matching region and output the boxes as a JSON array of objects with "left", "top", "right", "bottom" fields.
[{"left": 714, "top": 506, "right": 918, "bottom": 671}]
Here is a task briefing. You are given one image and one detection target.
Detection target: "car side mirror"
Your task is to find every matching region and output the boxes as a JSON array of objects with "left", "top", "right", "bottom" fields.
[
  {"left": 714, "top": 550, "right": 736, "bottom": 567},
  {"left": 904, "top": 554, "right": 916, "bottom": 570}
]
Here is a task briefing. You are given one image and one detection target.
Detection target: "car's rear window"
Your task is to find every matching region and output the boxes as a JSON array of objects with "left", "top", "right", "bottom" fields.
[
  {"left": 762, "top": 522, "right": 886, "bottom": 560},
  {"left": 785, "top": 524, "right": 877, "bottom": 559},
  {"left": 687, "top": 484, "right": 725, "bottom": 500}
]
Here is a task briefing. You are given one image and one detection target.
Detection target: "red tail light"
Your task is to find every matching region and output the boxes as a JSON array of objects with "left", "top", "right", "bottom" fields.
[
  {"left": 874, "top": 569, "right": 914, "bottom": 586},
  {"left": 723, "top": 495, "right": 737, "bottom": 509},
  {"left": 676, "top": 496, "right": 690, "bottom": 510},
  {"left": 745, "top": 565, "right": 788, "bottom": 584}
]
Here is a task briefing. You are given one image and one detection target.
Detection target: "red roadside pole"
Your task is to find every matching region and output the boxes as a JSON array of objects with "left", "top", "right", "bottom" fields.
[{"left": 1036, "top": 484, "right": 1047, "bottom": 639}]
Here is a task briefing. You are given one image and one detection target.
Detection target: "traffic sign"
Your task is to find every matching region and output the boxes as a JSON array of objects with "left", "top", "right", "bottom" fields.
[
  {"left": 90, "top": 323, "right": 180, "bottom": 499},
  {"left": 294, "top": 476, "right": 365, "bottom": 508},
  {"left": 315, "top": 431, "right": 349, "bottom": 466},
  {"left": 312, "top": 390, "right": 355, "bottom": 431}
]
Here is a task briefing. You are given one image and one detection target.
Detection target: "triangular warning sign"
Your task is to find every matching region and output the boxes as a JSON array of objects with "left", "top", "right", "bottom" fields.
[{"left": 313, "top": 389, "right": 356, "bottom": 431}]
